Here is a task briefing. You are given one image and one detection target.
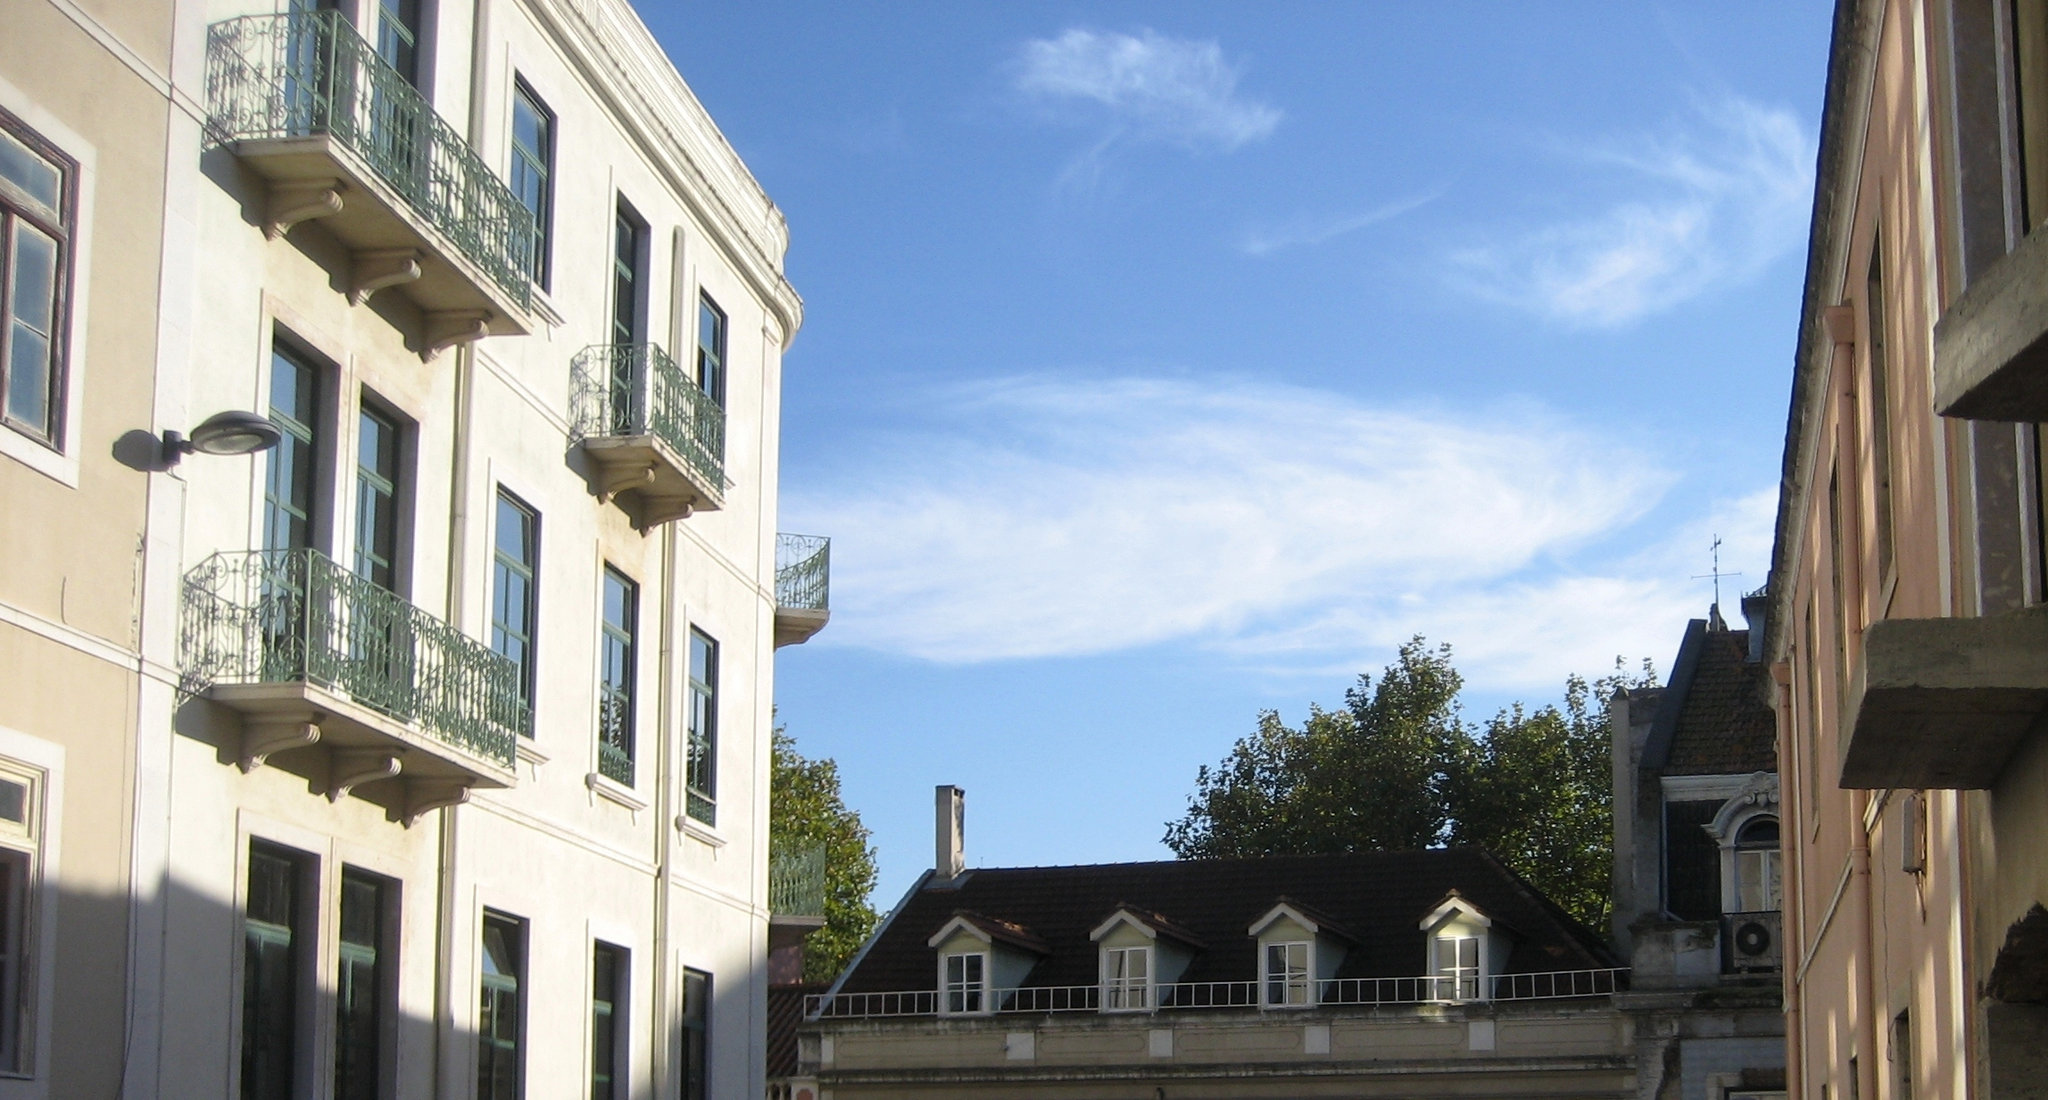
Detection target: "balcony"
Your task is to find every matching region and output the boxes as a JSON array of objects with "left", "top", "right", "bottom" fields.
[
  {"left": 179, "top": 549, "right": 524, "bottom": 816},
  {"left": 1933, "top": 221, "right": 2048, "bottom": 419},
  {"left": 1840, "top": 607, "right": 2048, "bottom": 788},
  {"left": 570, "top": 344, "right": 725, "bottom": 529},
  {"left": 1721, "top": 911, "right": 1782, "bottom": 974},
  {"left": 204, "top": 11, "right": 536, "bottom": 346},
  {"left": 775, "top": 534, "right": 830, "bottom": 647},
  {"left": 771, "top": 843, "right": 829, "bottom": 917}
]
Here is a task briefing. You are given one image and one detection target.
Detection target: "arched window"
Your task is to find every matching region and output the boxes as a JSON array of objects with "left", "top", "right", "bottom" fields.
[{"left": 1733, "top": 816, "right": 1780, "bottom": 912}]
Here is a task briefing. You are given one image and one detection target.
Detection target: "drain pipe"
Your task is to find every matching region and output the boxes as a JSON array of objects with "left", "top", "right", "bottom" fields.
[
  {"left": 432, "top": 332, "right": 479, "bottom": 1090},
  {"left": 1854, "top": 790, "right": 1878, "bottom": 1100},
  {"left": 651, "top": 519, "right": 679, "bottom": 1089}
]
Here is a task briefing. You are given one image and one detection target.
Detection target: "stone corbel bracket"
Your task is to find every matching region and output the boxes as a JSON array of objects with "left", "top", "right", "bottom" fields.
[
  {"left": 634, "top": 494, "right": 694, "bottom": 531},
  {"left": 350, "top": 248, "right": 422, "bottom": 306},
  {"left": 265, "top": 178, "right": 344, "bottom": 240},
  {"left": 595, "top": 463, "right": 654, "bottom": 506},
  {"left": 404, "top": 779, "right": 473, "bottom": 828},
  {"left": 240, "top": 715, "right": 322, "bottom": 773},
  {"left": 423, "top": 311, "right": 492, "bottom": 360},
  {"left": 329, "top": 750, "right": 402, "bottom": 802}
]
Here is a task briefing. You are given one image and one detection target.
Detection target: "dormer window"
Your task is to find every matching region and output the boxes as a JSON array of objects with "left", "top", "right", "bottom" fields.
[
  {"left": 1432, "top": 935, "right": 1480, "bottom": 1000},
  {"left": 1419, "top": 892, "right": 1506, "bottom": 1003},
  {"left": 1263, "top": 941, "right": 1311, "bottom": 1007},
  {"left": 1102, "top": 946, "right": 1150, "bottom": 1010},
  {"left": 943, "top": 952, "right": 986, "bottom": 1014},
  {"left": 1733, "top": 817, "right": 1781, "bottom": 912}
]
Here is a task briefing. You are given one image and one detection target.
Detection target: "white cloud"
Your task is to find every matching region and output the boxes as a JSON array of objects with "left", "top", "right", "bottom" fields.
[
  {"left": 1450, "top": 95, "right": 1812, "bottom": 327},
  {"left": 1014, "top": 28, "right": 1281, "bottom": 153},
  {"left": 1240, "top": 192, "right": 1440, "bottom": 256},
  {"left": 783, "top": 373, "right": 1678, "bottom": 666}
]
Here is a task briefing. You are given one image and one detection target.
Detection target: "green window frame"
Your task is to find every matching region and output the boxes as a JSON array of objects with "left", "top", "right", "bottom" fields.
[
  {"left": 685, "top": 628, "right": 717, "bottom": 824},
  {"left": 375, "top": 0, "right": 422, "bottom": 87},
  {"left": 242, "top": 843, "right": 306, "bottom": 1100},
  {"left": 490, "top": 491, "right": 539, "bottom": 713},
  {"left": 353, "top": 402, "right": 404, "bottom": 591},
  {"left": 264, "top": 344, "right": 322, "bottom": 554},
  {"left": 680, "top": 969, "right": 709, "bottom": 1100},
  {"left": 478, "top": 912, "right": 524, "bottom": 1100},
  {"left": 509, "top": 80, "right": 553, "bottom": 288},
  {"left": 590, "top": 942, "right": 626, "bottom": 1100},
  {"left": 335, "top": 868, "right": 390, "bottom": 1100},
  {"left": 0, "top": 108, "right": 72, "bottom": 448},
  {"left": 598, "top": 568, "right": 637, "bottom": 785},
  {"left": 695, "top": 293, "right": 725, "bottom": 408}
]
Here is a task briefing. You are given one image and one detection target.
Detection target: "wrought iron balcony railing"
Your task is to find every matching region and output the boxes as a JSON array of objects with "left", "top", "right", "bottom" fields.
[
  {"left": 776, "top": 534, "right": 830, "bottom": 611},
  {"left": 770, "top": 843, "right": 829, "bottom": 917},
  {"left": 570, "top": 343, "right": 726, "bottom": 524},
  {"left": 203, "top": 10, "right": 534, "bottom": 314},
  {"left": 596, "top": 695, "right": 633, "bottom": 787},
  {"left": 180, "top": 548, "right": 525, "bottom": 768}
]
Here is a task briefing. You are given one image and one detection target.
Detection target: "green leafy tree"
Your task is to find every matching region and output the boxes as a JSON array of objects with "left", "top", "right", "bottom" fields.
[
  {"left": 771, "top": 727, "right": 879, "bottom": 982},
  {"left": 1164, "top": 641, "right": 1652, "bottom": 930}
]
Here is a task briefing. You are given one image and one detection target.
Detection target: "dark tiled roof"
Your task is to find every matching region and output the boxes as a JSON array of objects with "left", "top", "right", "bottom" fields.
[
  {"left": 766, "top": 982, "right": 827, "bottom": 1080},
  {"left": 1661, "top": 627, "right": 1777, "bottom": 775},
  {"left": 835, "top": 849, "right": 1613, "bottom": 995}
]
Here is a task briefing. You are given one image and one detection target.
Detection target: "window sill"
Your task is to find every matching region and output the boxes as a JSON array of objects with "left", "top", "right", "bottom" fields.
[
  {"left": 675, "top": 813, "right": 726, "bottom": 847},
  {"left": 527, "top": 284, "right": 564, "bottom": 329},
  {"left": 586, "top": 771, "right": 648, "bottom": 811},
  {"left": 516, "top": 738, "right": 549, "bottom": 767}
]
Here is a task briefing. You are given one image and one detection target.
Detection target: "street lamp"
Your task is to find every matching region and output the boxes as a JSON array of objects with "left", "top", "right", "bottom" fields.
[{"left": 162, "top": 410, "right": 283, "bottom": 466}]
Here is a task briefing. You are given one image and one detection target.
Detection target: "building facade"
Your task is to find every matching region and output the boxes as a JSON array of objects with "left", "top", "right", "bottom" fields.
[
  {"left": 0, "top": 0, "right": 822, "bottom": 1095},
  {"left": 1611, "top": 603, "right": 1787, "bottom": 1100},
  {"left": 1767, "top": 1, "right": 2048, "bottom": 1097},
  {"left": 796, "top": 789, "right": 1634, "bottom": 1099}
]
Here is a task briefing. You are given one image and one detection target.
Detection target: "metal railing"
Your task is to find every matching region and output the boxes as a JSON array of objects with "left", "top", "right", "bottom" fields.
[
  {"left": 1721, "top": 910, "right": 1783, "bottom": 973},
  {"left": 596, "top": 739, "right": 634, "bottom": 787},
  {"left": 770, "top": 843, "right": 829, "bottom": 916},
  {"left": 180, "top": 548, "right": 525, "bottom": 766},
  {"left": 570, "top": 343, "right": 725, "bottom": 496},
  {"left": 203, "top": 11, "right": 534, "bottom": 310},
  {"left": 805, "top": 967, "right": 1629, "bottom": 1020},
  {"left": 775, "top": 534, "right": 830, "bottom": 611}
]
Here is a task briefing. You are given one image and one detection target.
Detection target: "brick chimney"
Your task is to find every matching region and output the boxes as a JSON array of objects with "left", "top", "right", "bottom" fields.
[{"left": 935, "top": 785, "right": 964, "bottom": 881}]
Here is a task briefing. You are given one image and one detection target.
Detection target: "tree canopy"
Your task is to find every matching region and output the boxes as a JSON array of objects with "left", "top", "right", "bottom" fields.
[
  {"left": 771, "top": 727, "right": 879, "bottom": 982},
  {"left": 1162, "top": 638, "right": 1652, "bottom": 930}
]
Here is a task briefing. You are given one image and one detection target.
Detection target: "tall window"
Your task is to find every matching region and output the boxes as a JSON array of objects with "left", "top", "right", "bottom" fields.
[
  {"left": 1734, "top": 817, "right": 1782, "bottom": 912},
  {"left": 243, "top": 843, "right": 306, "bottom": 1100},
  {"left": 1102, "top": 946, "right": 1149, "bottom": 1011},
  {"left": 1866, "top": 239, "right": 1894, "bottom": 584},
  {"left": 611, "top": 201, "right": 645, "bottom": 347},
  {"left": 685, "top": 629, "right": 718, "bottom": 824},
  {"left": 2015, "top": 0, "right": 2048, "bottom": 232},
  {"left": 509, "top": 81, "right": 553, "bottom": 287},
  {"left": 335, "top": 869, "right": 389, "bottom": 1100},
  {"left": 264, "top": 346, "right": 321, "bottom": 554},
  {"left": 375, "top": 0, "right": 422, "bottom": 86},
  {"left": 695, "top": 293, "right": 726, "bottom": 407},
  {"left": 680, "top": 969, "right": 710, "bottom": 1100},
  {"left": 478, "top": 913, "right": 524, "bottom": 1100},
  {"left": 597, "top": 568, "right": 637, "bottom": 785},
  {"left": 0, "top": 112, "right": 71, "bottom": 446},
  {"left": 1432, "top": 936, "right": 1480, "bottom": 1001},
  {"left": 1263, "top": 941, "right": 1310, "bottom": 1007},
  {"left": 590, "top": 943, "right": 626, "bottom": 1100},
  {"left": 354, "top": 403, "right": 403, "bottom": 590},
  {"left": 941, "top": 953, "right": 983, "bottom": 1014},
  {"left": 491, "top": 492, "right": 539, "bottom": 713},
  {"left": 0, "top": 768, "right": 41, "bottom": 1074}
]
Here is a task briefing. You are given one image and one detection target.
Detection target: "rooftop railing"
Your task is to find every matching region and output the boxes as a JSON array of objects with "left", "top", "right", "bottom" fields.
[
  {"left": 805, "top": 967, "right": 1629, "bottom": 1020},
  {"left": 180, "top": 548, "right": 525, "bottom": 766},
  {"left": 570, "top": 343, "right": 726, "bottom": 496},
  {"left": 203, "top": 10, "right": 534, "bottom": 310},
  {"left": 775, "top": 534, "right": 830, "bottom": 611},
  {"left": 770, "top": 843, "right": 829, "bottom": 917}
]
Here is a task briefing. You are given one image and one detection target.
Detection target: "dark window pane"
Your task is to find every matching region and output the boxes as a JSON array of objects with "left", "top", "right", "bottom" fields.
[{"left": 0, "top": 131, "right": 59, "bottom": 209}]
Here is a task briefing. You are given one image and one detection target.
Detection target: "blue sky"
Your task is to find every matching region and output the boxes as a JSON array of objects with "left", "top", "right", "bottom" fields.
[{"left": 651, "top": 3, "right": 1834, "bottom": 902}]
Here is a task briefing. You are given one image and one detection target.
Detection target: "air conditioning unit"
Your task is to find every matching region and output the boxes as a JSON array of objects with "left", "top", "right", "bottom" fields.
[{"left": 1722, "top": 911, "right": 1782, "bottom": 973}]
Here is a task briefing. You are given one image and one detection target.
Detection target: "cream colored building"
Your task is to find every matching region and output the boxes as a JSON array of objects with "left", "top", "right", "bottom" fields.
[
  {"left": 1, "top": 0, "right": 822, "bottom": 1096},
  {"left": 1766, "top": 1, "right": 2048, "bottom": 1097}
]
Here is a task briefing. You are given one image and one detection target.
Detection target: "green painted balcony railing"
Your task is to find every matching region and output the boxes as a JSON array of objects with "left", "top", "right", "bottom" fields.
[
  {"left": 203, "top": 10, "right": 534, "bottom": 310},
  {"left": 775, "top": 534, "right": 830, "bottom": 611},
  {"left": 596, "top": 695, "right": 634, "bottom": 787},
  {"left": 180, "top": 548, "right": 525, "bottom": 766},
  {"left": 770, "top": 843, "right": 829, "bottom": 917},
  {"left": 569, "top": 343, "right": 726, "bottom": 495}
]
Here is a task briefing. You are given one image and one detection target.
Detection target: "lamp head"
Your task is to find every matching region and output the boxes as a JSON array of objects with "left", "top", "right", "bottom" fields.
[{"left": 163, "top": 410, "right": 282, "bottom": 466}]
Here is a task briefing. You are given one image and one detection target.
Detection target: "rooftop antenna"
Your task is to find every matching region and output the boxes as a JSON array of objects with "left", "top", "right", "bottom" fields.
[{"left": 1690, "top": 534, "right": 1742, "bottom": 620}]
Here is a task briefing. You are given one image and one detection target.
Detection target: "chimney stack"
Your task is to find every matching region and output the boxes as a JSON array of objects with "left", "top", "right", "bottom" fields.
[{"left": 935, "top": 785, "right": 964, "bottom": 880}]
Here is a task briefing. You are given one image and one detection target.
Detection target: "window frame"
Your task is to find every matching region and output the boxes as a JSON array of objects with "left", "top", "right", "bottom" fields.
[
  {"left": 241, "top": 840, "right": 313, "bottom": 1100},
  {"left": 490, "top": 489, "right": 540, "bottom": 716},
  {"left": 351, "top": 396, "right": 409, "bottom": 594},
  {"left": 507, "top": 77, "right": 554, "bottom": 289},
  {"left": 264, "top": 339, "right": 327, "bottom": 555},
  {"left": 679, "top": 968, "right": 710, "bottom": 1100},
  {"left": 1431, "top": 934, "right": 1482, "bottom": 1002},
  {"left": 695, "top": 292, "right": 726, "bottom": 407},
  {"left": 597, "top": 566, "right": 638, "bottom": 785},
  {"left": 940, "top": 950, "right": 988, "bottom": 1016},
  {"left": 0, "top": 759, "right": 43, "bottom": 1080},
  {"left": 477, "top": 910, "right": 526, "bottom": 1100},
  {"left": 334, "top": 866, "right": 395, "bottom": 1100},
  {"left": 0, "top": 105, "right": 75, "bottom": 453},
  {"left": 1261, "top": 940, "right": 1311, "bottom": 1009},
  {"left": 590, "top": 941, "right": 627, "bottom": 1100},
  {"left": 684, "top": 628, "right": 718, "bottom": 825},
  {"left": 1100, "top": 945, "right": 1151, "bottom": 1012}
]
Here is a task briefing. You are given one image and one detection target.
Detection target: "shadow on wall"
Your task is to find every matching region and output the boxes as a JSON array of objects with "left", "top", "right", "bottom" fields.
[{"left": 1987, "top": 905, "right": 2048, "bottom": 1100}]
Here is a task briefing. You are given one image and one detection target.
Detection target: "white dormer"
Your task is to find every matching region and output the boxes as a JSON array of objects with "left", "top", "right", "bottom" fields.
[
  {"left": 1419, "top": 892, "right": 1512, "bottom": 1002},
  {"left": 1089, "top": 907, "right": 1202, "bottom": 1012},
  {"left": 927, "top": 913, "right": 1045, "bottom": 1015},
  {"left": 1248, "top": 900, "right": 1352, "bottom": 1008}
]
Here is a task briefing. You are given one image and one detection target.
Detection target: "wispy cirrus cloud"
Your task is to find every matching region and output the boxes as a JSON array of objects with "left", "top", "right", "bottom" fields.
[
  {"left": 1013, "top": 28, "right": 1281, "bottom": 154},
  {"left": 1240, "top": 191, "right": 1441, "bottom": 256},
  {"left": 784, "top": 373, "right": 1694, "bottom": 684},
  {"left": 1450, "top": 94, "right": 1812, "bottom": 328}
]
